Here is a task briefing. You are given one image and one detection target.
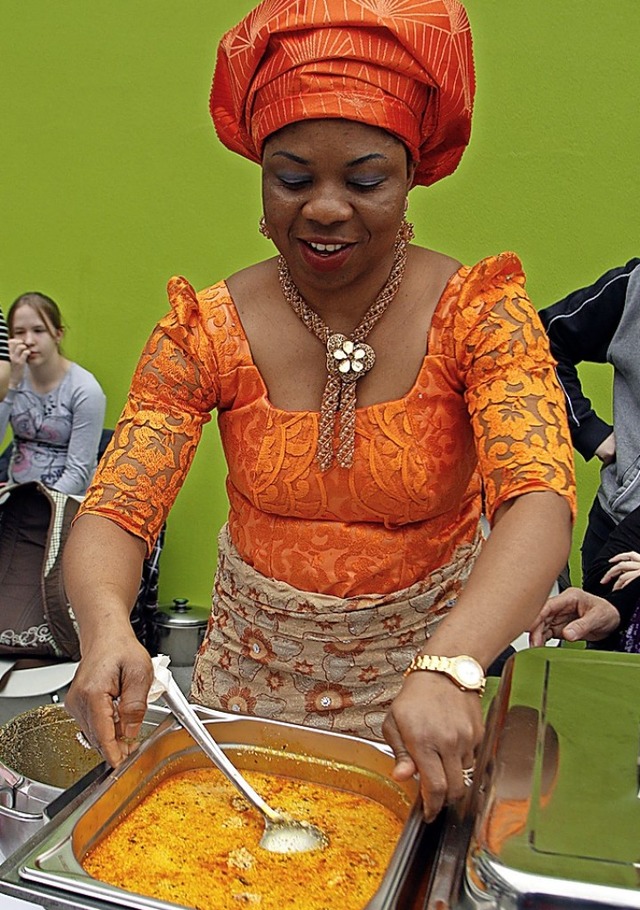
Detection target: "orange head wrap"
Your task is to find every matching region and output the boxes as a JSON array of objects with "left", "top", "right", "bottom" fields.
[{"left": 211, "top": 0, "right": 475, "bottom": 187}]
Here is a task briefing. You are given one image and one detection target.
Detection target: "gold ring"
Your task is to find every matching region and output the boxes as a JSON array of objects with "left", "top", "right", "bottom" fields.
[{"left": 118, "top": 735, "right": 139, "bottom": 745}]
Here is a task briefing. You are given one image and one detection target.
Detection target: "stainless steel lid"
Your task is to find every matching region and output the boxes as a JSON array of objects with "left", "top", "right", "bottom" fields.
[
  {"left": 466, "top": 647, "right": 640, "bottom": 908},
  {"left": 153, "top": 597, "right": 209, "bottom": 628}
]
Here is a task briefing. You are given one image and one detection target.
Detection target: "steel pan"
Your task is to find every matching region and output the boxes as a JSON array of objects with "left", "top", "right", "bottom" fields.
[{"left": 17, "top": 708, "right": 427, "bottom": 910}]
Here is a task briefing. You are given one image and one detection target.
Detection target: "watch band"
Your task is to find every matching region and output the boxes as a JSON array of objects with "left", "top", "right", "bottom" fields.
[{"left": 403, "top": 654, "right": 486, "bottom": 694}]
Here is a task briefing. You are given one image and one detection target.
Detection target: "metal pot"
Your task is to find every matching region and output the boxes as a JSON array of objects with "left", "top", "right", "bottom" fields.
[
  {"left": 0, "top": 703, "right": 165, "bottom": 862},
  {"left": 148, "top": 597, "right": 209, "bottom": 667},
  {"left": 0, "top": 703, "right": 103, "bottom": 859}
]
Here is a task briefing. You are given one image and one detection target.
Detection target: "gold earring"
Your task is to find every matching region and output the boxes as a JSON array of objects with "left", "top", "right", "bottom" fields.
[
  {"left": 399, "top": 198, "right": 414, "bottom": 242},
  {"left": 398, "top": 217, "right": 415, "bottom": 243},
  {"left": 259, "top": 216, "right": 271, "bottom": 239}
]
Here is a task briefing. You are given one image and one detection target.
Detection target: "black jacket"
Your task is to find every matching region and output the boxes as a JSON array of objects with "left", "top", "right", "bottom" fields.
[{"left": 539, "top": 258, "right": 640, "bottom": 461}]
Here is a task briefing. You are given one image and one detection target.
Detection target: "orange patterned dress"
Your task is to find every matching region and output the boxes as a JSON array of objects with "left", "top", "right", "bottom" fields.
[{"left": 79, "top": 252, "right": 575, "bottom": 735}]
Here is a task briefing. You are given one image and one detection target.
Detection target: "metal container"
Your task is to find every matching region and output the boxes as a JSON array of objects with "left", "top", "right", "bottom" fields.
[
  {"left": 0, "top": 703, "right": 165, "bottom": 862},
  {"left": 0, "top": 704, "right": 103, "bottom": 858},
  {"left": 17, "top": 709, "right": 427, "bottom": 909},
  {"left": 425, "top": 647, "right": 640, "bottom": 910},
  {"left": 148, "top": 597, "right": 209, "bottom": 667}
]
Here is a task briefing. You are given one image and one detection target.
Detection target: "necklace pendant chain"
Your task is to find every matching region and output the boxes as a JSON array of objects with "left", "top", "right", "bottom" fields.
[{"left": 277, "top": 231, "right": 409, "bottom": 470}]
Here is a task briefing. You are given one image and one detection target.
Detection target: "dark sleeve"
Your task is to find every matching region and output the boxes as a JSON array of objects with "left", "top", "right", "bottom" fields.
[
  {"left": 583, "top": 504, "right": 640, "bottom": 641},
  {"left": 538, "top": 259, "right": 640, "bottom": 460},
  {"left": 0, "top": 307, "right": 8, "bottom": 361}
]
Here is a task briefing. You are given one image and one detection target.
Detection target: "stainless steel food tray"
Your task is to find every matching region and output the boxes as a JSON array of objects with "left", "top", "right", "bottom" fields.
[
  {"left": 17, "top": 707, "right": 425, "bottom": 910},
  {"left": 461, "top": 648, "right": 640, "bottom": 910}
]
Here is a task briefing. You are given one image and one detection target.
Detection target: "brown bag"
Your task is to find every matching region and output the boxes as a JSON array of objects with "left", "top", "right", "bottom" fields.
[{"left": 0, "top": 482, "right": 81, "bottom": 661}]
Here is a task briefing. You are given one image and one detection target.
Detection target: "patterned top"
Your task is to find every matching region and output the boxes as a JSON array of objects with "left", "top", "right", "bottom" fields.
[
  {"left": 79, "top": 253, "right": 576, "bottom": 597},
  {"left": 0, "top": 363, "right": 106, "bottom": 496},
  {"left": 0, "top": 307, "right": 8, "bottom": 361}
]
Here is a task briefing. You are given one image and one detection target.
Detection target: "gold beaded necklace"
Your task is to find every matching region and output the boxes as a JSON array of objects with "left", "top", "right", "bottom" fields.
[{"left": 277, "top": 223, "right": 412, "bottom": 471}]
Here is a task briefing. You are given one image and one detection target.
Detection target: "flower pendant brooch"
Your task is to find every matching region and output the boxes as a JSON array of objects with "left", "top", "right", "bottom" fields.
[{"left": 326, "top": 334, "right": 375, "bottom": 381}]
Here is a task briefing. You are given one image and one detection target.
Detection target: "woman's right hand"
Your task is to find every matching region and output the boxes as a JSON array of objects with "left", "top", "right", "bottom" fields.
[
  {"left": 65, "top": 631, "right": 154, "bottom": 768},
  {"left": 7, "top": 337, "right": 30, "bottom": 386},
  {"left": 62, "top": 514, "right": 151, "bottom": 766},
  {"left": 528, "top": 586, "right": 621, "bottom": 646}
]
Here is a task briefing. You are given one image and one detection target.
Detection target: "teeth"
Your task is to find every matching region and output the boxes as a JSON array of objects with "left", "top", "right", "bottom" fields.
[{"left": 308, "top": 242, "right": 347, "bottom": 253}]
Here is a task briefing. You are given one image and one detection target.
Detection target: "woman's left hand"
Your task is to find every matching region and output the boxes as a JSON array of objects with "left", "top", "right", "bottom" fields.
[
  {"left": 382, "top": 670, "right": 484, "bottom": 822},
  {"left": 600, "top": 551, "right": 640, "bottom": 591}
]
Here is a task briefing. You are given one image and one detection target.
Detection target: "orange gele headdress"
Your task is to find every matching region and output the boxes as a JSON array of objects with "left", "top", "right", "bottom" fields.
[{"left": 211, "top": 0, "right": 475, "bottom": 187}]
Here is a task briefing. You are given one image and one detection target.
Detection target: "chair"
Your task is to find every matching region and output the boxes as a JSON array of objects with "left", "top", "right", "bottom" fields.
[
  {"left": 0, "top": 430, "right": 166, "bottom": 701},
  {"left": 0, "top": 442, "right": 12, "bottom": 483}
]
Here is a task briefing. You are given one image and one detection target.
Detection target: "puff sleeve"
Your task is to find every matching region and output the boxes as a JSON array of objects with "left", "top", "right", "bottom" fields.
[{"left": 78, "top": 277, "right": 221, "bottom": 553}]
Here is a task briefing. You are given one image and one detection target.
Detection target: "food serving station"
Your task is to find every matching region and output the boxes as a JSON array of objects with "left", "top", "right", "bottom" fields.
[{"left": 0, "top": 647, "right": 638, "bottom": 910}]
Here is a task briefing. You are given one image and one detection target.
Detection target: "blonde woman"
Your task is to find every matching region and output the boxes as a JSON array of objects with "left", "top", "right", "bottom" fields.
[{"left": 0, "top": 292, "right": 105, "bottom": 495}]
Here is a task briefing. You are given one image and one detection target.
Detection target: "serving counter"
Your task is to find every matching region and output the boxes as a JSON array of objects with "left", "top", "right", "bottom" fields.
[{"left": 1, "top": 648, "right": 639, "bottom": 910}]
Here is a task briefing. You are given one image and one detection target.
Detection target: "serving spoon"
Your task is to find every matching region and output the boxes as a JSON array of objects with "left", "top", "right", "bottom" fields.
[{"left": 150, "top": 657, "right": 328, "bottom": 854}]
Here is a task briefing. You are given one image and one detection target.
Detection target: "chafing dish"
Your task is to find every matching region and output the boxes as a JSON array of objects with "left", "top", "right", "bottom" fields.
[
  {"left": 13, "top": 708, "right": 428, "bottom": 910},
  {"left": 11, "top": 648, "right": 633, "bottom": 910},
  {"left": 428, "top": 647, "right": 640, "bottom": 910}
]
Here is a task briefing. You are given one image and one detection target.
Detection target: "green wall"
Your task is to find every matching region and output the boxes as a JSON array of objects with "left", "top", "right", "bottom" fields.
[{"left": 1, "top": 1, "right": 638, "bottom": 606}]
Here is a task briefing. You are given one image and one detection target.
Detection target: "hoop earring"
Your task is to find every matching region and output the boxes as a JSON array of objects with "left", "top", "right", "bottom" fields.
[{"left": 259, "top": 216, "right": 271, "bottom": 239}]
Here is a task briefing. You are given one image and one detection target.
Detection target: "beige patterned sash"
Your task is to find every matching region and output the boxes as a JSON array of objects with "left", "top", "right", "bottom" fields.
[{"left": 191, "top": 524, "right": 482, "bottom": 742}]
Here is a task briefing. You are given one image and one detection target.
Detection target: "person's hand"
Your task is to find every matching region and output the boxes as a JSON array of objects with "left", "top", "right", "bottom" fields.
[
  {"left": 382, "top": 671, "right": 484, "bottom": 822},
  {"left": 528, "top": 586, "right": 620, "bottom": 647},
  {"left": 594, "top": 432, "right": 616, "bottom": 466},
  {"left": 600, "top": 551, "right": 640, "bottom": 591},
  {"left": 7, "top": 337, "right": 31, "bottom": 387},
  {"left": 65, "top": 632, "right": 154, "bottom": 768}
]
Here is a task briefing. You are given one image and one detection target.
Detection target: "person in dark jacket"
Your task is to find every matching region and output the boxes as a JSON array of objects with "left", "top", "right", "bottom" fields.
[
  {"left": 539, "top": 258, "right": 640, "bottom": 580},
  {"left": 530, "top": 502, "right": 640, "bottom": 653}
]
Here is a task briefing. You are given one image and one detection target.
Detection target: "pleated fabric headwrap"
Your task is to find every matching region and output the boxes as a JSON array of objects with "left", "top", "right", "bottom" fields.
[{"left": 210, "top": 0, "right": 475, "bottom": 187}]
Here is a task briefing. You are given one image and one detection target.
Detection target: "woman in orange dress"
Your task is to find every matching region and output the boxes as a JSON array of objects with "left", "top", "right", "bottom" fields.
[{"left": 63, "top": 0, "right": 575, "bottom": 821}]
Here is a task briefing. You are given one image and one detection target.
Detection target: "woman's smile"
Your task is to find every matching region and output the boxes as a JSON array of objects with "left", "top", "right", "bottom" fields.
[{"left": 298, "top": 238, "right": 356, "bottom": 272}]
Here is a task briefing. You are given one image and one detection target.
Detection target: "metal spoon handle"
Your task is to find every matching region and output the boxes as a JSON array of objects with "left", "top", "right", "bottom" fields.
[{"left": 161, "top": 676, "right": 280, "bottom": 822}]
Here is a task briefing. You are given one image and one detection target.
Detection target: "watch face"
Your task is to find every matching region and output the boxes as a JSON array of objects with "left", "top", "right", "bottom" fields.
[{"left": 456, "top": 657, "right": 483, "bottom": 687}]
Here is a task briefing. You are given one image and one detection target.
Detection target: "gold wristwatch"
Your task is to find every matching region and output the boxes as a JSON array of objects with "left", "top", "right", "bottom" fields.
[{"left": 404, "top": 654, "right": 486, "bottom": 694}]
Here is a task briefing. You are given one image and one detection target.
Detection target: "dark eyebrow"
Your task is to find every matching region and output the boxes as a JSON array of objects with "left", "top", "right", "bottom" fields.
[
  {"left": 346, "top": 153, "right": 387, "bottom": 167},
  {"left": 270, "top": 151, "right": 309, "bottom": 165},
  {"left": 269, "top": 151, "right": 387, "bottom": 167}
]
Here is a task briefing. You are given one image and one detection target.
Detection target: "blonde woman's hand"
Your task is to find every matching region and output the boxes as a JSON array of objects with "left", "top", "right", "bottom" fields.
[
  {"left": 529, "top": 587, "right": 620, "bottom": 646},
  {"left": 600, "top": 551, "right": 640, "bottom": 591},
  {"left": 7, "top": 337, "right": 30, "bottom": 387},
  {"left": 382, "top": 670, "right": 484, "bottom": 822}
]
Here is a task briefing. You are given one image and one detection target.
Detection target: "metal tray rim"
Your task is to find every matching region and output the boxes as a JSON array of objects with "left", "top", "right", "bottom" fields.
[{"left": 19, "top": 709, "right": 425, "bottom": 910}]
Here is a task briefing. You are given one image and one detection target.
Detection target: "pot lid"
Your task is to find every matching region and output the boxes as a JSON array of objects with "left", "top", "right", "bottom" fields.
[{"left": 154, "top": 598, "right": 209, "bottom": 627}]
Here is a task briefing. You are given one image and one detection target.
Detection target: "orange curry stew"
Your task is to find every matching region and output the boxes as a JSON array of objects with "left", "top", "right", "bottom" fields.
[{"left": 82, "top": 766, "right": 405, "bottom": 910}]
